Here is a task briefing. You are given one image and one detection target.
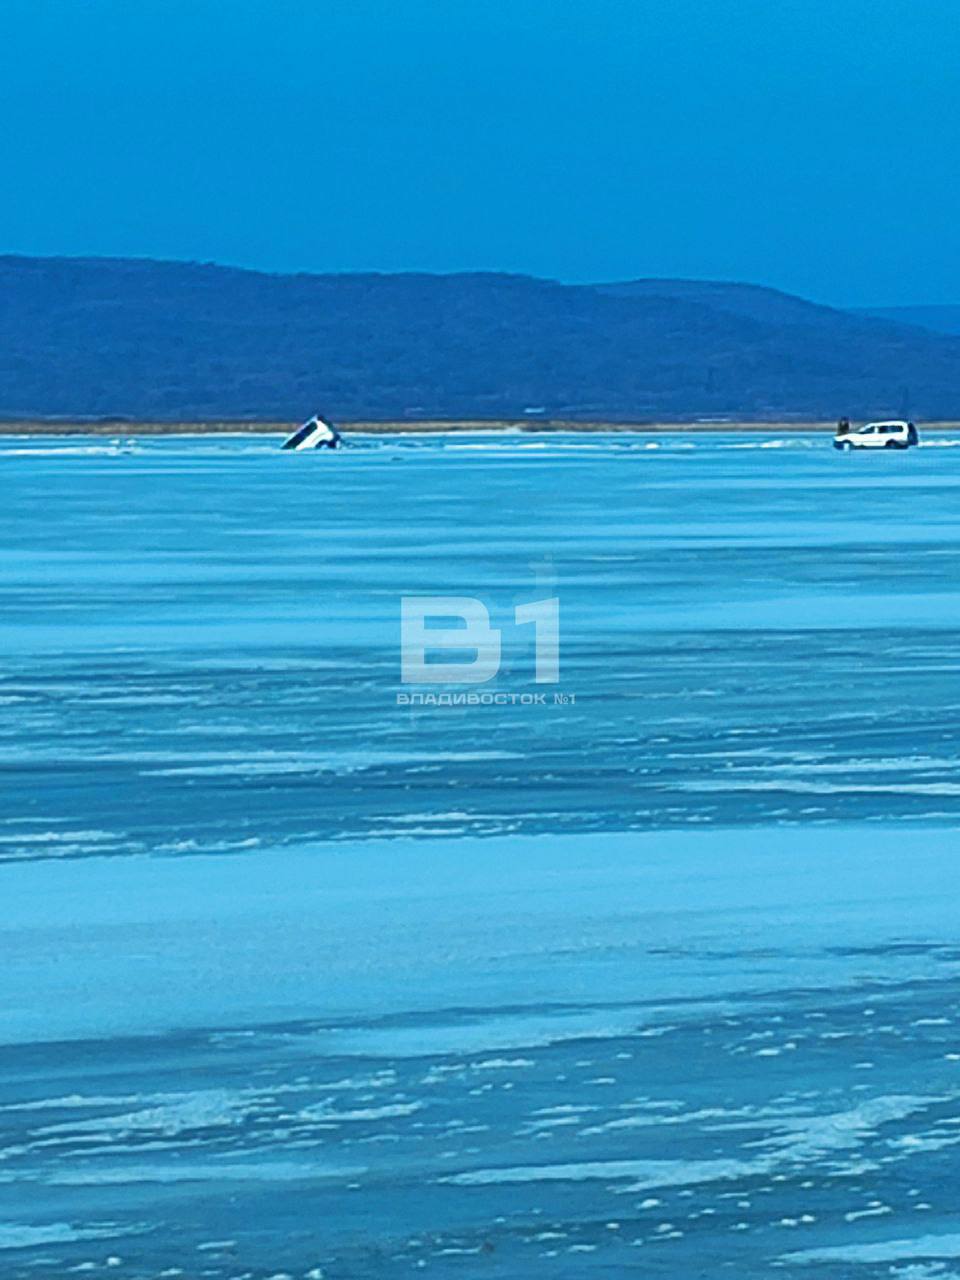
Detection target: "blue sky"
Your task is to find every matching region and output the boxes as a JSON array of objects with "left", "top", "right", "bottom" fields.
[{"left": 1, "top": 0, "right": 957, "bottom": 304}]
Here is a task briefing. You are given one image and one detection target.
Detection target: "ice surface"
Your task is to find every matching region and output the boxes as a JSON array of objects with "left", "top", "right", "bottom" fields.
[{"left": 4, "top": 431, "right": 960, "bottom": 1278}]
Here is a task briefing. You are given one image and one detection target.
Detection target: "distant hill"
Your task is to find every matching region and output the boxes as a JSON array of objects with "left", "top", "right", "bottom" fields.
[
  {"left": 2, "top": 255, "right": 960, "bottom": 420},
  {"left": 592, "top": 278, "right": 845, "bottom": 327},
  {"left": 857, "top": 305, "right": 960, "bottom": 337}
]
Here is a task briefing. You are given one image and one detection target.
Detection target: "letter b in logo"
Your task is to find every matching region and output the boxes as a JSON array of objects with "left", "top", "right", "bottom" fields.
[{"left": 401, "top": 597, "right": 501, "bottom": 684}]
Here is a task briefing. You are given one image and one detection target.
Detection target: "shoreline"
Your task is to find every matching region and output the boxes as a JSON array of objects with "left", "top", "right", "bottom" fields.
[{"left": 2, "top": 418, "right": 960, "bottom": 436}]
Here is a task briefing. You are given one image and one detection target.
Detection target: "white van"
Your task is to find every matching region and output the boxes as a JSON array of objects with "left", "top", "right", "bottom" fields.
[{"left": 834, "top": 420, "right": 918, "bottom": 450}]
